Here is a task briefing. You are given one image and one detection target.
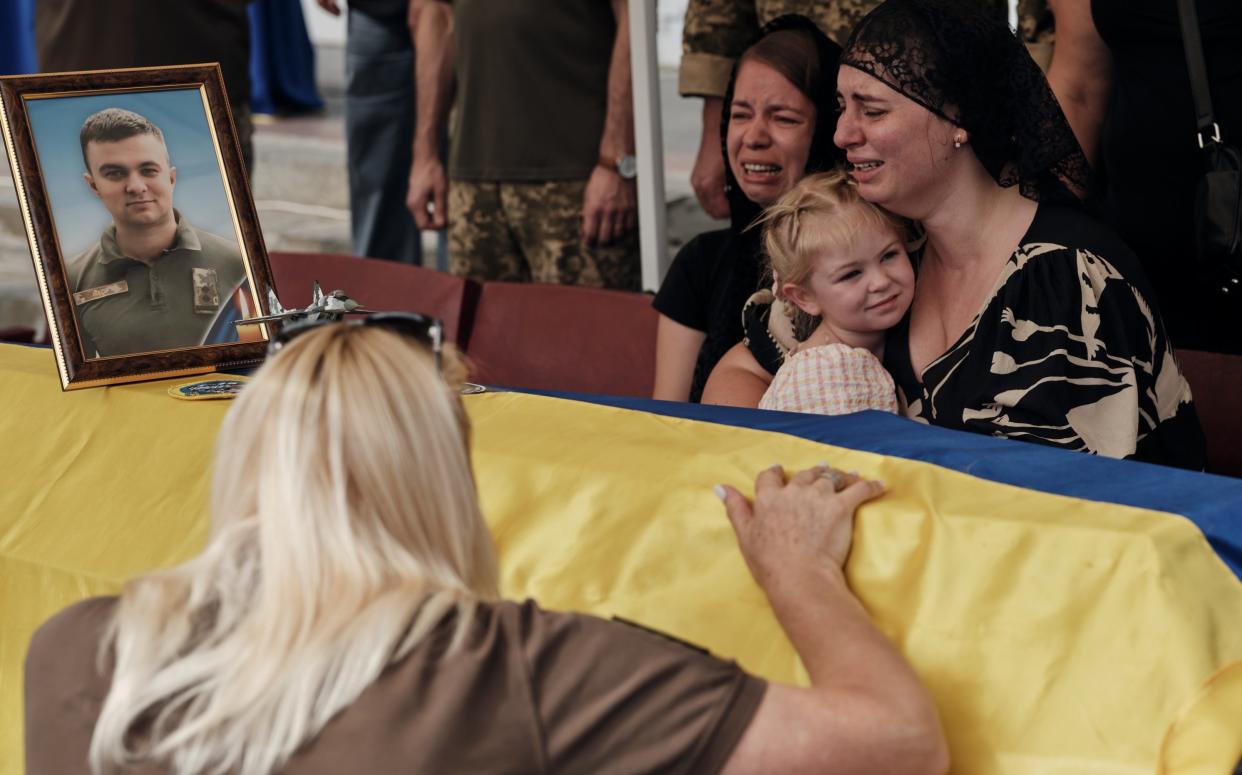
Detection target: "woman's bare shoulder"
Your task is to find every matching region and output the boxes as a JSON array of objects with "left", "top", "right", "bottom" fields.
[{"left": 702, "top": 342, "right": 773, "bottom": 407}]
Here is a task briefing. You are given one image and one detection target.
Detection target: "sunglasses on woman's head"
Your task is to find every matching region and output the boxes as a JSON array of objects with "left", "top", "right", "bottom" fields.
[{"left": 266, "top": 312, "right": 444, "bottom": 371}]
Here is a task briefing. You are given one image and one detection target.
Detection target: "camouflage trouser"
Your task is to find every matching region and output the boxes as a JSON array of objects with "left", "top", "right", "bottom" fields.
[{"left": 448, "top": 180, "right": 641, "bottom": 291}]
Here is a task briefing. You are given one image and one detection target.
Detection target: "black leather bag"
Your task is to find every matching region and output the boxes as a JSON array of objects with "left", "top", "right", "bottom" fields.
[
  {"left": 1179, "top": 0, "right": 1242, "bottom": 286},
  {"left": 1194, "top": 142, "right": 1242, "bottom": 271}
]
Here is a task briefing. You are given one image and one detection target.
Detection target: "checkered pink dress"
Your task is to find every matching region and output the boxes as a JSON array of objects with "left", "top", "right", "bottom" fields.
[{"left": 759, "top": 344, "right": 899, "bottom": 416}]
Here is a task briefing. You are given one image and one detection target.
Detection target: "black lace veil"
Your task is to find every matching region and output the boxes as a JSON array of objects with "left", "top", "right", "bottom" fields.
[
  {"left": 840, "top": 0, "right": 1089, "bottom": 203},
  {"left": 720, "top": 15, "right": 846, "bottom": 233}
]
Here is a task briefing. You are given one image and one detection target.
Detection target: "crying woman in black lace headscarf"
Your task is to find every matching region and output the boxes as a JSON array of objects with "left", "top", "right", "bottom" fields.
[{"left": 704, "top": 0, "right": 1206, "bottom": 470}]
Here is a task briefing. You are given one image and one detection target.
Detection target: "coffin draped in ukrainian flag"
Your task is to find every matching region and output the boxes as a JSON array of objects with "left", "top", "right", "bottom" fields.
[{"left": 0, "top": 342, "right": 1239, "bottom": 774}]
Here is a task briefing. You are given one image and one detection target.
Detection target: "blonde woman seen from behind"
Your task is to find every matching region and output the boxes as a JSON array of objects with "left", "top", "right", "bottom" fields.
[{"left": 26, "top": 322, "right": 947, "bottom": 775}]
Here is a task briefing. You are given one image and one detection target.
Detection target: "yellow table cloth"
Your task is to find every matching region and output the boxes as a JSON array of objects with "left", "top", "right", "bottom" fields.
[{"left": 1, "top": 343, "right": 1239, "bottom": 773}]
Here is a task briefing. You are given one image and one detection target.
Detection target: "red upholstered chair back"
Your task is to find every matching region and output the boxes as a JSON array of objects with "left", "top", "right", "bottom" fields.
[
  {"left": 267, "top": 252, "right": 480, "bottom": 347},
  {"left": 0, "top": 326, "right": 36, "bottom": 344},
  {"left": 0, "top": 325, "right": 51, "bottom": 345},
  {"left": 1176, "top": 349, "right": 1242, "bottom": 478},
  {"left": 465, "top": 281, "right": 658, "bottom": 397}
]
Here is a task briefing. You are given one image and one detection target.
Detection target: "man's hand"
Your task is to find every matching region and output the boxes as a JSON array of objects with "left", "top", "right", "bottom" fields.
[
  {"left": 409, "top": 0, "right": 454, "bottom": 228},
  {"left": 315, "top": 0, "right": 341, "bottom": 16},
  {"left": 581, "top": 164, "right": 637, "bottom": 247},
  {"left": 692, "top": 96, "right": 730, "bottom": 219},
  {"left": 407, "top": 154, "right": 448, "bottom": 230},
  {"left": 719, "top": 464, "right": 884, "bottom": 588}
]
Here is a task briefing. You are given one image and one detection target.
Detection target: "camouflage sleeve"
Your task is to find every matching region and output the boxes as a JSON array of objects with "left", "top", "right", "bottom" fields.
[
  {"left": 1017, "top": 0, "right": 1055, "bottom": 71},
  {"left": 678, "top": 0, "right": 1033, "bottom": 97},
  {"left": 679, "top": 0, "right": 759, "bottom": 99}
]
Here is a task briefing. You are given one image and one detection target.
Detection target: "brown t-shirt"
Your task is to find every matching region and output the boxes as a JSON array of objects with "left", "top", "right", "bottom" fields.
[
  {"left": 25, "top": 596, "right": 765, "bottom": 774},
  {"left": 448, "top": 0, "right": 615, "bottom": 181}
]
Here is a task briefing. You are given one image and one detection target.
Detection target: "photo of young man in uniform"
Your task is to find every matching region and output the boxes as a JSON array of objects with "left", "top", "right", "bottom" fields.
[{"left": 68, "top": 108, "right": 246, "bottom": 358}]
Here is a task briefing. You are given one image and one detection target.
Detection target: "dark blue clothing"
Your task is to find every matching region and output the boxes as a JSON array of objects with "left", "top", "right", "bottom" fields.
[{"left": 344, "top": 6, "right": 423, "bottom": 265}]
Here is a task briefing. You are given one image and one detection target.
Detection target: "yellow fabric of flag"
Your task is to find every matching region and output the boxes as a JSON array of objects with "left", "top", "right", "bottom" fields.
[
  {"left": 469, "top": 391, "right": 1242, "bottom": 775},
  {"left": 0, "top": 343, "right": 1239, "bottom": 774}
]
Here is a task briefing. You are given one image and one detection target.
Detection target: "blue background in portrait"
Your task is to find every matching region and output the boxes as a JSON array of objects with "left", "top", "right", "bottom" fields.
[{"left": 25, "top": 89, "right": 239, "bottom": 261}]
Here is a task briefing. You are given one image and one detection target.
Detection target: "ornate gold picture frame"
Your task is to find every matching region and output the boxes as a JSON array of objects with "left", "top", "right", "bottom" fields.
[{"left": 0, "top": 64, "right": 272, "bottom": 389}]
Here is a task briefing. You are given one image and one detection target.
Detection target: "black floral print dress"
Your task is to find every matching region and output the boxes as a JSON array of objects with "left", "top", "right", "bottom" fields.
[{"left": 883, "top": 204, "right": 1206, "bottom": 469}]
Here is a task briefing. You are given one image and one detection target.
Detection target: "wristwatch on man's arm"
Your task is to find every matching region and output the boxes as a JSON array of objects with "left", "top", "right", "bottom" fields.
[{"left": 598, "top": 153, "right": 638, "bottom": 180}]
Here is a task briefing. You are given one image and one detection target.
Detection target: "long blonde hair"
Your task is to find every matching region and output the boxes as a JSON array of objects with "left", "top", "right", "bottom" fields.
[{"left": 90, "top": 325, "right": 499, "bottom": 774}]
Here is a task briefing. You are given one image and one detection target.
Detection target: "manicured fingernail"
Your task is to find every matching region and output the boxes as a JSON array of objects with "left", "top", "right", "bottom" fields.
[
  {"left": 848, "top": 470, "right": 859, "bottom": 476},
  {"left": 874, "top": 480, "right": 886, "bottom": 490},
  {"left": 817, "top": 461, "right": 829, "bottom": 468},
  {"left": 713, "top": 485, "right": 727, "bottom": 502}
]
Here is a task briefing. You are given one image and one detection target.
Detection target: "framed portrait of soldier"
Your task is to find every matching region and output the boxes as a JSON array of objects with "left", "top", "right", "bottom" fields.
[{"left": 0, "top": 64, "right": 273, "bottom": 389}]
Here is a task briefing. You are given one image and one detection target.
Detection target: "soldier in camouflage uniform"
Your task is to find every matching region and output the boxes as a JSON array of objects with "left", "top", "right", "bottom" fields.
[
  {"left": 447, "top": 180, "right": 638, "bottom": 288},
  {"left": 407, "top": 0, "right": 640, "bottom": 292},
  {"left": 680, "top": 0, "right": 1036, "bottom": 217}
]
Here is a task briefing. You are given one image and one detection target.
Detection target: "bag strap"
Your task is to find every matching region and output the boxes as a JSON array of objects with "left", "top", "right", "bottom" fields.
[{"left": 1176, "top": 0, "right": 1221, "bottom": 146}]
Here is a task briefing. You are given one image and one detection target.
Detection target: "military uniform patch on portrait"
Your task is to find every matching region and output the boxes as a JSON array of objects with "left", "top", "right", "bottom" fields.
[
  {"left": 192, "top": 267, "right": 220, "bottom": 314},
  {"left": 167, "top": 375, "right": 249, "bottom": 400},
  {"left": 72, "top": 279, "right": 128, "bottom": 306}
]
